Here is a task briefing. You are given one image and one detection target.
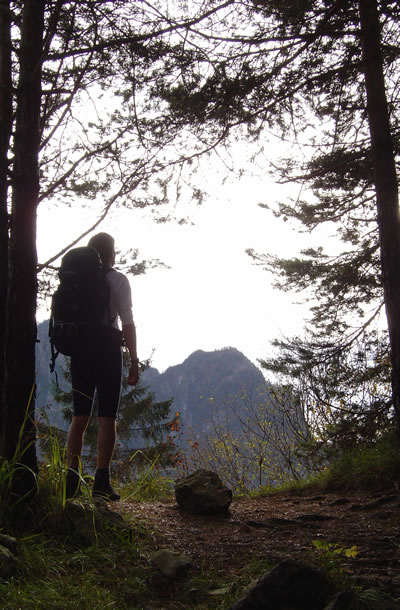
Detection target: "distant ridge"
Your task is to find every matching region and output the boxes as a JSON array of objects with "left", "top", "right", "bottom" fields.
[{"left": 141, "top": 347, "right": 269, "bottom": 440}]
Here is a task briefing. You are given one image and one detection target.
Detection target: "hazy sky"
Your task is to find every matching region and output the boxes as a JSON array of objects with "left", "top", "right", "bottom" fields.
[{"left": 37, "top": 157, "right": 316, "bottom": 374}]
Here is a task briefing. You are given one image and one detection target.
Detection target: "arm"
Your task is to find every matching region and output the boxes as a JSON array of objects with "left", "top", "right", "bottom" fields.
[{"left": 122, "top": 323, "right": 139, "bottom": 386}]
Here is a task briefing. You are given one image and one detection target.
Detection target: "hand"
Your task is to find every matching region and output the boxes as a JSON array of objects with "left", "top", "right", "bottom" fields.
[{"left": 128, "top": 361, "right": 139, "bottom": 386}]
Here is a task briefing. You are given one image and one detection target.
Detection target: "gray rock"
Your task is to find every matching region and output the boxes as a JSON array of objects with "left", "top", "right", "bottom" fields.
[
  {"left": 64, "top": 497, "right": 132, "bottom": 545},
  {"left": 228, "top": 559, "right": 334, "bottom": 610},
  {"left": 0, "top": 534, "right": 17, "bottom": 553},
  {"left": 93, "top": 497, "right": 129, "bottom": 528},
  {"left": 0, "top": 544, "right": 18, "bottom": 578},
  {"left": 175, "top": 469, "right": 232, "bottom": 514},
  {"left": 323, "top": 591, "right": 354, "bottom": 610},
  {"left": 64, "top": 499, "right": 100, "bottom": 545},
  {"left": 150, "top": 549, "right": 192, "bottom": 578}
]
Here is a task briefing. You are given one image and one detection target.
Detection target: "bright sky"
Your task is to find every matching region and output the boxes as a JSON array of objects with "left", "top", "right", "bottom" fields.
[{"left": 37, "top": 159, "right": 316, "bottom": 374}]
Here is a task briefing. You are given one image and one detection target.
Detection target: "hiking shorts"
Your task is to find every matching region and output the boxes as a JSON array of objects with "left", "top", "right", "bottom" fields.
[{"left": 70, "top": 327, "right": 123, "bottom": 419}]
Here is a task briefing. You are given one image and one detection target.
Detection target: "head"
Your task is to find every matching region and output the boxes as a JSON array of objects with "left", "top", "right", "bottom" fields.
[{"left": 88, "top": 232, "right": 115, "bottom": 268}]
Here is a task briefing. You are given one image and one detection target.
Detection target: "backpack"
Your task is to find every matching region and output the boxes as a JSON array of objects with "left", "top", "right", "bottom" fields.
[{"left": 49, "top": 246, "right": 111, "bottom": 371}]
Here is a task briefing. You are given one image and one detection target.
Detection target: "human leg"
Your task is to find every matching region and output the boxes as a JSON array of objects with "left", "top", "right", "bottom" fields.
[
  {"left": 92, "top": 417, "right": 120, "bottom": 500},
  {"left": 96, "top": 416, "right": 117, "bottom": 469},
  {"left": 65, "top": 415, "right": 90, "bottom": 498},
  {"left": 68, "top": 347, "right": 95, "bottom": 498},
  {"left": 92, "top": 335, "right": 122, "bottom": 501},
  {"left": 66, "top": 415, "right": 90, "bottom": 469}
]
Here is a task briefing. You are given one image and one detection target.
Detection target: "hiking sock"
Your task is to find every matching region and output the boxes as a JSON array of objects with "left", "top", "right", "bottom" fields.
[
  {"left": 92, "top": 467, "right": 120, "bottom": 501},
  {"left": 65, "top": 468, "right": 81, "bottom": 499}
]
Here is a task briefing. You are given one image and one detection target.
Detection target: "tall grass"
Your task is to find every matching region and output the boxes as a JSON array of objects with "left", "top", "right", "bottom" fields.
[
  {"left": 121, "top": 450, "right": 174, "bottom": 502},
  {"left": 261, "top": 430, "right": 400, "bottom": 496},
  {"left": 0, "top": 383, "right": 38, "bottom": 529},
  {"left": 37, "top": 411, "right": 91, "bottom": 509},
  {"left": 313, "top": 431, "right": 400, "bottom": 492}
]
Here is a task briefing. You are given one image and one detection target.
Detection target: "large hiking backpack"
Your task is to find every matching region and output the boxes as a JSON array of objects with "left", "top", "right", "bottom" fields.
[{"left": 49, "top": 246, "right": 111, "bottom": 370}]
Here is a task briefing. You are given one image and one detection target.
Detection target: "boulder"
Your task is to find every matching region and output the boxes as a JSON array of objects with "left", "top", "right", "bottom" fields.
[
  {"left": 63, "top": 499, "right": 100, "bottom": 545},
  {"left": 323, "top": 592, "right": 354, "bottom": 610},
  {"left": 0, "top": 534, "right": 17, "bottom": 554},
  {"left": 228, "top": 559, "right": 334, "bottom": 610},
  {"left": 64, "top": 497, "right": 132, "bottom": 545},
  {"left": 0, "top": 544, "right": 18, "bottom": 578},
  {"left": 150, "top": 549, "right": 192, "bottom": 578},
  {"left": 175, "top": 469, "right": 232, "bottom": 514}
]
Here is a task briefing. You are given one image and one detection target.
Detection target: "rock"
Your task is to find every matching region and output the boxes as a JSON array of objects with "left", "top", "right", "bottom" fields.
[
  {"left": 93, "top": 497, "right": 129, "bottom": 529},
  {"left": 64, "top": 497, "right": 132, "bottom": 545},
  {"left": 175, "top": 469, "right": 232, "bottom": 514},
  {"left": 64, "top": 499, "right": 100, "bottom": 545},
  {"left": 323, "top": 591, "right": 354, "bottom": 610},
  {"left": 228, "top": 559, "right": 334, "bottom": 610},
  {"left": 150, "top": 549, "right": 192, "bottom": 578},
  {"left": 0, "top": 544, "right": 18, "bottom": 578},
  {"left": 0, "top": 534, "right": 17, "bottom": 553}
]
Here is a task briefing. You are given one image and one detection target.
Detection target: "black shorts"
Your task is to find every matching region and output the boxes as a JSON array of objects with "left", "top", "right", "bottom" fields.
[{"left": 70, "top": 327, "right": 123, "bottom": 419}]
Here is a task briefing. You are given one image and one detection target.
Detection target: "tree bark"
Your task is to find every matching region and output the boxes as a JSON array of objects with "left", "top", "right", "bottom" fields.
[
  {"left": 358, "top": 0, "right": 400, "bottom": 438},
  {"left": 0, "top": 0, "right": 12, "bottom": 445},
  {"left": 3, "top": 0, "right": 45, "bottom": 477}
]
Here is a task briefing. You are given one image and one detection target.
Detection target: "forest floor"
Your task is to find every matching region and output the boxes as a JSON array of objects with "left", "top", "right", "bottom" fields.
[{"left": 116, "top": 485, "right": 400, "bottom": 602}]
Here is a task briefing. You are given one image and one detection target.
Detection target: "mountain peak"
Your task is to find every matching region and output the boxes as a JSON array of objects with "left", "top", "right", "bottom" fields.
[{"left": 141, "top": 347, "right": 268, "bottom": 440}]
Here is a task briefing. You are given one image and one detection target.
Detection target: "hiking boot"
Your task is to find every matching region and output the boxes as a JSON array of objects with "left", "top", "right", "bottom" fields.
[
  {"left": 65, "top": 468, "right": 81, "bottom": 499},
  {"left": 92, "top": 468, "right": 120, "bottom": 501}
]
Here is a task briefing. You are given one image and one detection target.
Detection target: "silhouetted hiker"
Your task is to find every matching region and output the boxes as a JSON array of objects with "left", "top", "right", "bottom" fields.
[{"left": 65, "top": 232, "right": 139, "bottom": 500}]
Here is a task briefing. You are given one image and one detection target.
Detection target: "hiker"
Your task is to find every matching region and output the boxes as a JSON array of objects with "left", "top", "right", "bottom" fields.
[{"left": 65, "top": 232, "right": 139, "bottom": 500}]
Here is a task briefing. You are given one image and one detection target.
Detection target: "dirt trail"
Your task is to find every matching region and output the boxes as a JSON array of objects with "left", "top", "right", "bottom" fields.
[{"left": 118, "top": 487, "right": 400, "bottom": 595}]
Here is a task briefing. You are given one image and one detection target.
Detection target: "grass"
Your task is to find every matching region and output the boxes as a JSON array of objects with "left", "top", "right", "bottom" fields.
[
  {"left": 0, "top": 437, "right": 237, "bottom": 609},
  {"left": 254, "top": 431, "right": 400, "bottom": 498},
  {"left": 0, "top": 532, "right": 149, "bottom": 609},
  {"left": 120, "top": 451, "right": 175, "bottom": 503},
  {"left": 0, "top": 506, "right": 241, "bottom": 610},
  {"left": 313, "top": 432, "right": 400, "bottom": 491}
]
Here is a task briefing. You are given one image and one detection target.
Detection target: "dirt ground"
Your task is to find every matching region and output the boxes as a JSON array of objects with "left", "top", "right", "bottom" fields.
[{"left": 118, "top": 486, "right": 400, "bottom": 597}]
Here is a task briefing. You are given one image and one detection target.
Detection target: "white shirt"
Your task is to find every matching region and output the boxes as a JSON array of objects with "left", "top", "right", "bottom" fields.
[{"left": 105, "top": 269, "right": 134, "bottom": 328}]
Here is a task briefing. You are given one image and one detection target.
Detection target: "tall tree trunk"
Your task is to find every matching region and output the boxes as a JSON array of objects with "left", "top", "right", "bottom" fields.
[
  {"left": 358, "top": 0, "right": 400, "bottom": 439},
  {"left": 3, "top": 0, "right": 44, "bottom": 478},
  {"left": 0, "top": 0, "right": 12, "bottom": 447}
]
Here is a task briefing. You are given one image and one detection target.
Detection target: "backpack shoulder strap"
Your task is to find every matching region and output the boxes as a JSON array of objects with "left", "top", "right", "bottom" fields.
[{"left": 103, "top": 268, "right": 117, "bottom": 327}]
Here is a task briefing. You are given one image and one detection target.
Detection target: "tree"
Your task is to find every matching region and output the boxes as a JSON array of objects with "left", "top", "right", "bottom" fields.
[
  {"left": 262, "top": 332, "right": 393, "bottom": 456},
  {"left": 3, "top": 0, "right": 45, "bottom": 483},
  {"left": 156, "top": 0, "right": 400, "bottom": 439},
  {"left": 359, "top": 0, "right": 400, "bottom": 436},
  {"left": 0, "top": 0, "right": 232, "bottom": 488}
]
